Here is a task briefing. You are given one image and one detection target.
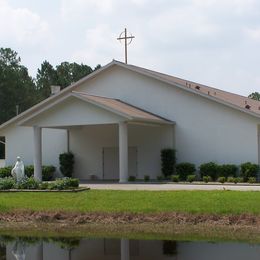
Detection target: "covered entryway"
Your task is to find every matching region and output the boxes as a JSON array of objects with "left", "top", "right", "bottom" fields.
[
  {"left": 18, "top": 91, "right": 174, "bottom": 182},
  {"left": 103, "top": 147, "right": 138, "bottom": 180}
]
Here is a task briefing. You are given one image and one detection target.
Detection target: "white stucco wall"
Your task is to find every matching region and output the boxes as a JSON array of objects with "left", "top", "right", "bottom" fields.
[
  {"left": 0, "top": 160, "right": 5, "bottom": 168},
  {"left": 24, "top": 96, "right": 126, "bottom": 127},
  {"left": 76, "top": 66, "right": 260, "bottom": 166},
  {"left": 70, "top": 124, "right": 173, "bottom": 180},
  {"left": 1, "top": 64, "right": 259, "bottom": 179},
  {"left": 0, "top": 125, "right": 67, "bottom": 169}
]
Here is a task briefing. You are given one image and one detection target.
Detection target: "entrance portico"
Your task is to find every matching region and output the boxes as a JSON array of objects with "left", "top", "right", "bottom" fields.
[{"left": 19, "top": 92, "right": 174, "bottom": 182}]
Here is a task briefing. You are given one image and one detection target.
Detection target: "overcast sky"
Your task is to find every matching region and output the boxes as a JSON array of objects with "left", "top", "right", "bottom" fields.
[{"left": 1, "top": 0, "right": 260, "bottom": 96}]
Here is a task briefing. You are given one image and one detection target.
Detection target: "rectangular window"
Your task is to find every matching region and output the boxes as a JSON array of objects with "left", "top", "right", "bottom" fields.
[{"left": 0, "top": 137, "right": 5, "bottom": 159}]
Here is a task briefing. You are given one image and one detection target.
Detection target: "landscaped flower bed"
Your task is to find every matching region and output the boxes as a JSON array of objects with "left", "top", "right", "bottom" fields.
[{"left": 0, "top": 177, "right": 85, "bottom": 191}]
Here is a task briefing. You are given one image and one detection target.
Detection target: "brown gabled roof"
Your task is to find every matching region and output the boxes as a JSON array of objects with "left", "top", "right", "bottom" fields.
[
  {"left": 72, "top": 92, "right": 171, "bottom": 124},
  {"left": 1, "top": 59, "right": 260, "bottom": 131},
  {"left": 122, "top": 62, "right": 260, "bottom": 115}
]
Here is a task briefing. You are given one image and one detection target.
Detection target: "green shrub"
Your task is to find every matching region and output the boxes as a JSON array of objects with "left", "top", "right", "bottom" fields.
[
  {"left": 171, "top": 175, "right": 179, "bottom": 182},
  {"left": 49, "top": 178, "right": 79, "bottom": 190},
  {"left": 240, "top": 162, "right": 259, "bottom": 182},
  {"left": 25, "top": 165, "right": 34, "bottom": 177},
  {"left": 61, "top": 177, "right": 79, "bottom": 188},
  {"left": 203, "top": 176, "right": 212, "bottom": 183},
  {"left": 235, "top": 177, "right": 243, "bottom": 183},
  {"left": 200, "top": 162, "right": 219, "bottom": 181},
  {"left": 217, "top": 176, "right": 226, "bottom": 184},
  {"left": 187, "top": 175, "right": 196, "bottom": 183},
  {"left": 59, "top": 152, "right": 74, "bottom": 178},
  {"left": 227, "top": 176, "right": 235, "bottom": 183},
  {"left": 39, "top": 182, "right": 49, "bottom": 190},
  {"left": 0, "top": 167, "right": 12, "bottom": 178},
  {"left": 176, "top": 163, "right": 196, "bottom": 181},
  {"left": 218, "top": 164, "right": 238, "bottom": 178},
  {"left": 157, "top": 175, "right": 164, "bottom": 181},
  {"left": 128, "top": 176, "right": 136, "bottom": 182},
  {"left": 0, "top": 178, "right": 15, "bottom": 190},
  {"left": 24, "top": 165, "right": 55, "bottom": 180},
  {"left": 16, "top": 177, "right": 39, "bottom": 190},
  {"left": 248, "top": 177, "right": 257, "bottom": 184},
  {"left": 161, "top": 149, "right": 176, "bottom": 178},
  {"left": 42, "top": 166, "right": 56, "bottom": 181},
  {"left": 144, "top": 175, "right": 150, "bottom": 182}
]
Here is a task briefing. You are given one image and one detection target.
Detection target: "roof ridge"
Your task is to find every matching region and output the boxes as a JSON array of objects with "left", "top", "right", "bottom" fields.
[
  {"left": 72, "top": 91, "right": 115, "bottom": 100},
  {"left": 119, "top": 61, "right": 260, "bottom": 104}
]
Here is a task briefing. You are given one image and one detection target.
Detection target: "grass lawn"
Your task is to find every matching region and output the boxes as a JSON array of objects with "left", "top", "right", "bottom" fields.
[{"left": 0, "top": 190, "right": 259, "bottom": 215}]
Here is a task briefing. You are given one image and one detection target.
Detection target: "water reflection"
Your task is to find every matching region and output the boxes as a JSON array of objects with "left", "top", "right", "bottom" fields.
[{"left": 0, "top": 235, "right": 258, "bottom": 259}]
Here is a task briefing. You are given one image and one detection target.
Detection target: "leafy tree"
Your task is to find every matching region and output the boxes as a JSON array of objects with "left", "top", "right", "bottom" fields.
[
  {"left": 0, "top": 47, "right": 101, "bottom": 125},
  {"left": 248, "top": 92, "right": 260, "bottom": 101},
  {"left": 0, "top": 48, "right": 37, "bottom": 124},
  {"left": 56, "top": 62, "right": 93, "bottom": 88},
  {"left": 36, "top": 61, "right": 95, "bottom": 99},
  {"left": 36, "top": 60, "right": 58, "bottom": 99}
]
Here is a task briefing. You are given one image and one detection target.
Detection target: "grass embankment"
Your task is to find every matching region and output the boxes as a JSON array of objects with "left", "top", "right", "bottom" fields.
[
  {"left": 0, "top": 189, "right": 258, "bottom": 214},
  {"left": 1, "top": 190, "right": 260, "bottom": 242}
]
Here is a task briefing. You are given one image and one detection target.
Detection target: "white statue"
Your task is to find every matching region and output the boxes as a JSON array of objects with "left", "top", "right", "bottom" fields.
[
  {"left": 11, "top": 156, "right": 25, "bottom": 183},
  {"left": 12, "top": 240, "right": 26, "bottom": 260}
]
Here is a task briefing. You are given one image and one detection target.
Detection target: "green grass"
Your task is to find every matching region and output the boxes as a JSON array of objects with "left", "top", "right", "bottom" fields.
[{"left": 0, "top": 190, "right": 259, "bottom": 214}]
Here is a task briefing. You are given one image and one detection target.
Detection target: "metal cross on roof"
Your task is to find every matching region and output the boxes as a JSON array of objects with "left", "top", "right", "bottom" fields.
[{"left": 117, "top": 28, "right": 135, "bottom": 64}]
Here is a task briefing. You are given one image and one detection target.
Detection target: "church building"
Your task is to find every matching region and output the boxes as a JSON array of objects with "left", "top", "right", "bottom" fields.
[{"left": 0, "top": 60, "right": 260, "bottom": 182}]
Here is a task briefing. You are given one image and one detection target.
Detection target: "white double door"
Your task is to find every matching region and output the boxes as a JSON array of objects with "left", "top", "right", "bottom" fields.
[{"left": 103, "top": 147, "right": 138, "bottom": 180}]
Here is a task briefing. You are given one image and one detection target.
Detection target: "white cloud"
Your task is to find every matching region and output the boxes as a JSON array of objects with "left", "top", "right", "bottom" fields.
[
  {"left": 71, "top": 25, "right": 121, "bottom": 66},
  {"left": 0, "top": 0, "right": 51, "bottom": 46},
  {"left": 61, "top": 0, "right": 118, "bottom": 18}
]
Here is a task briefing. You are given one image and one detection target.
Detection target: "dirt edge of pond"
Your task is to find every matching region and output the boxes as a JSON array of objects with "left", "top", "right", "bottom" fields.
[
  {"left": 0, "top": 211, "right": 259, "bottom": 225},
  {"left": 0, "top": 212, "right": 260, "bottom": 242}
]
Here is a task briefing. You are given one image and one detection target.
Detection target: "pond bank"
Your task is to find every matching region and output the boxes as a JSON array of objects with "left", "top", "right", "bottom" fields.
[{"left": 0, "top": 211, "right": 260, "bottom": 242}]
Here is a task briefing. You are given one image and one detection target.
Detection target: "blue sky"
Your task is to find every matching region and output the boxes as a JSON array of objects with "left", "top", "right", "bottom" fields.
[{"left": 1, "top": 0, "right": 260, "bottom": 96}]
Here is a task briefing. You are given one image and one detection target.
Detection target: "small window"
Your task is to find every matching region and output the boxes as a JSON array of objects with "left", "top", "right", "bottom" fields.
[{"left": 0, "top": 137, "right": 5, "bottom": 159}]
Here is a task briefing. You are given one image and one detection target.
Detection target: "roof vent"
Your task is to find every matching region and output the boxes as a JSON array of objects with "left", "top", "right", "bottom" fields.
[
  {"left": 195, "top": 86, "right": 200, "bottom": 90},
  {"left": 245, "top": 104, "right": 251, "bottom": 109},
  {"left": 50, "top": 85, "right": 61, "bottom": 95}
]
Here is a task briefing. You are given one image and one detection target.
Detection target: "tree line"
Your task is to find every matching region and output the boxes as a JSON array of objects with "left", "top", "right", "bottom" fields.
[{"left": 0, "top": 47, "right": 101, "bottom": 125}]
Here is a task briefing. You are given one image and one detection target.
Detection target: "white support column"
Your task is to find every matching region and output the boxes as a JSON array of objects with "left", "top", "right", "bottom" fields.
[
  {"left": 119, "top": 122, "right": 128, "bottom": 183},
  {"left": 33, "top": 126, "right": 42, "bottom": 182},
  {"left": 120, "top": 239, "right": 130, "bottom": 260},
  {"left": 34, "top": 242, "right": 43, "bottom": 260}
]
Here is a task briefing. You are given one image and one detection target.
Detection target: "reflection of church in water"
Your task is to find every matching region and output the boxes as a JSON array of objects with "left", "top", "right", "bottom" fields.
[
  {"left": 3, "top": 239, "right": 178, "bottom": 260},
  {"left": 3, "top": 238, "right": 260, "bottom": 260}
]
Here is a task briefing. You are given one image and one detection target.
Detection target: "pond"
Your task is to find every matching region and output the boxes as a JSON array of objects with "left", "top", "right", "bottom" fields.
[{"left": 1, "top": 235, "right": 260, "bottom": 260}]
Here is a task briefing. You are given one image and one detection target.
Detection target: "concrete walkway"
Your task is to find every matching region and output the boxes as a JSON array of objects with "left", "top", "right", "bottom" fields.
[{"left": 80, "top": 183, "right": 260, "bottom": 191}]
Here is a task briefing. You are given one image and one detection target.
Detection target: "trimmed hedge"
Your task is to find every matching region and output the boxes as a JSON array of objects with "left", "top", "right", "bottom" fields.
[
  {"left": 0, "top": 166, "right": 12, "bottom": 178},
  {"left": 187, "top": 175, "right": 196, "bottom": 183},
  {"left": 200, "top": 162, "right": 219, "bottom": 181},
  {"left": 48, "top": 178, "right": 79, "bottom": 190},
  {"left": 0, "top": 178, "right": 15, "bottom": 190},
  {"left": 240, "top": 162, "right": 259, "bottom": 182},
  {"left": 176, "top": 163, "right": 196, "bottom": 181},
  {"left": 161, "top": 149, "right": 176, "bottom": 177},
  {"left": 0, "top": 177, "right": 79, "bottom": 190},
  {"left": 0, "top": 165, "right": 55, "bottom": 181},
  {"left": 218, "top": 164, "right": 238, "bottom": 178},
  {"left": 59, "top": 152, "right": 74, "bottom": 178}
]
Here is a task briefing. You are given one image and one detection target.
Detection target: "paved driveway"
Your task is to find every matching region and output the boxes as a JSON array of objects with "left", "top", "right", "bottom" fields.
[{"left": 80, "top": 183, "right": 260, "bottom": 191}]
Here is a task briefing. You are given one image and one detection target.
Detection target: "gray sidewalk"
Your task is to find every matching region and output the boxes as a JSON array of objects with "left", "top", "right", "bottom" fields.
[{"left": 80, "top": 183, "right": 260, "bottom": 191}]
